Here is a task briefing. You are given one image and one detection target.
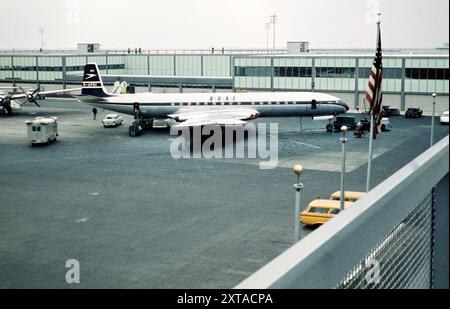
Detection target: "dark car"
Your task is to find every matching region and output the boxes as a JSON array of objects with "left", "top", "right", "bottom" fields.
[
  {"left": 333, "top": 115, "right": 357, "bottom": 132},
  {"left": 381, "top": 106, "right": 400, "bottom": 117},
  {"left": 405, "top": 108, "right": 423, "bottom": 118}
]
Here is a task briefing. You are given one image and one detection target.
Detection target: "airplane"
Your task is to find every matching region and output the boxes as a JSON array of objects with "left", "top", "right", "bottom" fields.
[
  {"left": 0, "top": 87, "right": 81, "bottom": 115},
  {"left": 78, "top": 63, "right": 349, "bottom": 128},
  {"left": 2, "top": 63, "right": 349, "bottom": 124}
]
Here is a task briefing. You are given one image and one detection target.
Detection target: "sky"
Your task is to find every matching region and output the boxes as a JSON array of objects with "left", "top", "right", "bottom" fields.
[{"left": 0, "top": 0, "right": 448, "bottom": 50}]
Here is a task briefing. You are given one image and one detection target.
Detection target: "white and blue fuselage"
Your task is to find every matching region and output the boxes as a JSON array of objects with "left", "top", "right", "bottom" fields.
[{"left": 78, "top": 63, "right": 349, "bottom": 122}]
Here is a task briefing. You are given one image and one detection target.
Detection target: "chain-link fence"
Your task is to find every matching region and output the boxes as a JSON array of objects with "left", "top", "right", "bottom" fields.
[{"left": 337, "top": 190, "right": 435, "bottom": 289}]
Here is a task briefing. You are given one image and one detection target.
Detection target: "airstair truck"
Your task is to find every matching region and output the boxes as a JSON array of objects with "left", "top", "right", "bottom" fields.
[{"left": 25, "top": 117, "right": 58, "bottom": 145}]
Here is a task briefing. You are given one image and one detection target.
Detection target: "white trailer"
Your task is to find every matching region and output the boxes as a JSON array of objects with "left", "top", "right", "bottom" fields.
[{"left": 25, "top": 117, "right": 58, "bottom": 145}]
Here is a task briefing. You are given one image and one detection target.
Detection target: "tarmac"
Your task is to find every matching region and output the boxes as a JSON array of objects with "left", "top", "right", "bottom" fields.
[{"left": 0, "top": 99, "right": 448, "bottom": 288}]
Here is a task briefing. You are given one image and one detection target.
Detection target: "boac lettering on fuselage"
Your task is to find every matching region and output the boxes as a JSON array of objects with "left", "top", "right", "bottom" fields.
[{"left": 209, "top": 95, "right": 236, "bottom": 103}]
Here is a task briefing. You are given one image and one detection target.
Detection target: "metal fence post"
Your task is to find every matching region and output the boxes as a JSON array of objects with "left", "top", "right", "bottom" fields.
[
  {"left": 105, "top": 53, "right": 109, "bottom": 74},
  {"left": 62, "top": 56, "right": 67, "bottom": 89},
  {"left": 35, "top": 56, "right": 40, "bottom": 89},
  {"left": 400, "top": 58, "right": 406, "bottom": 111},
  {"left": 354, "top": 57, "right": 359, "bottom": 110},
  {"left": 11, "top": 56, "right": 15, "bottom": 88}
]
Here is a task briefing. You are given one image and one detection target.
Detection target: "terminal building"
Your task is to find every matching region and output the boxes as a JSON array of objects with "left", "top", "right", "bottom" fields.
[{"left": 0, "top": 43, "right": 448, "bottom": 112}]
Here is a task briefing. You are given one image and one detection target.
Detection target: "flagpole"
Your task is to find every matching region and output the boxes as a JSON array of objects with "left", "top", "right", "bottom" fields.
[
  {"left": 366, "top": 13, "right": 381, "bottom": 193},
  {"left": 366, "top": 112, "right": 374, "bottom": 192}
]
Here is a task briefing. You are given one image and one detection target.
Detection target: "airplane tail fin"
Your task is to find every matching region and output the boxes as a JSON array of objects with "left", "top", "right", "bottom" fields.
[{"left": 81, "top": 63, "right": 110, "bottom": 97}]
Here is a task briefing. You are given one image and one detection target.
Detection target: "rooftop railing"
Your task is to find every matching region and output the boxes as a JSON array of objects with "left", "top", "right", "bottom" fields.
[{"left": 236, "top": 136, "right": 449, "bottom": 289}]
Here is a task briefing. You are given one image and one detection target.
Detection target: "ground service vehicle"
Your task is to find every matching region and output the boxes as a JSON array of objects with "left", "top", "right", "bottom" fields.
[
  {"left": 333, "top": 115, "right": 357, "bottom": 132},
  {"left": 405, "top": 108, "right": 423, "bottom": 118},
  {"left": 440, "top": 111, "right": 449, "bottom": 125},
  {"left": 25, "top": 117, "right": 58, "bottom": 145}
]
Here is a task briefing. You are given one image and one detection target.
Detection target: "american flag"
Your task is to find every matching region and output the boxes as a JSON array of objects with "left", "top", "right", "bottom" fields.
[{"left": 365, "top": 21, "right": 383, "bottom": 138}]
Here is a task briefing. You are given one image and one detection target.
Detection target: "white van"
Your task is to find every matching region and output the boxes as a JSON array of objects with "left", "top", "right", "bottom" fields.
[{"left": 25, "top": 117, "right": 58, "bottom": 145}]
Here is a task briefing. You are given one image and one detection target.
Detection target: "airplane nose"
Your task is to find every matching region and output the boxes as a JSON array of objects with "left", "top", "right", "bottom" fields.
[
  {"left": 337, "top": 101, "right": 349, "bottom": 112},
  {"left": 343, "top": 102, "right": 349, "bottom": 111}
]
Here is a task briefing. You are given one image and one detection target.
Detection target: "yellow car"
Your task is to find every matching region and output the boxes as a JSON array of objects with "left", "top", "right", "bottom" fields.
[
  {"left": 300, "top": 199, "right": 352, "bottom": 226},
  {"left": 330, "top": 191, "right": 365, "bottom": 202}
]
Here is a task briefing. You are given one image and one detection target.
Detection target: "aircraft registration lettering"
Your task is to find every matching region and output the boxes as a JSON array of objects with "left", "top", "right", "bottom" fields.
[{"left": 83, "top": 82, "right": 101, "bottom": 87}]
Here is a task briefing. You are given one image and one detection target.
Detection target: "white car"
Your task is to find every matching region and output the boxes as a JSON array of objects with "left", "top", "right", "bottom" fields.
[
  {"left": 440, "top": 111, "right": 449, "bottom": 125},
  {"left": 102, "top": 113, "right": 123, "bottom": 127}
]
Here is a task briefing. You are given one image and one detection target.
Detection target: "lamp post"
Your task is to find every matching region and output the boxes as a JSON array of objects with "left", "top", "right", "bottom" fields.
[
  {"left": 265, "top": 22, "right": 270, "bottom": 54},
  {"left": 269, "top": 15, "right": 277, "bottom": 51},
  {"left": 38, "top": 26, "right": 45, "bottom": 52},
  {"left": 431, "top": 93, "right": 437, "bottom": 147},
  {"left": 293, "top": 164, "right": 304, "bottom": 243},
  {"left": 340, "top": 126, "right": 348, "bottom": 212}
]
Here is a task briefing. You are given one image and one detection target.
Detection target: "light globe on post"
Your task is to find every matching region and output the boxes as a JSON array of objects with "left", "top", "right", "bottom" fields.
[{"left": 293, "top": 164, "right": 303, "bottom": 184}]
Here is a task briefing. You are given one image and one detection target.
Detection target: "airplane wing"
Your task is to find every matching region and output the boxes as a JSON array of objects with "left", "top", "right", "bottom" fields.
[
  {"left": 4, "top": 88, "right": 82, "bottom": 106},
  {"left": 9, "top": 87, "right": 82, "bottom": 100},
  {"left": 37, "top": 88, "right": 82, "bottom": 96},
  {"left": 0, "top": 87, "right": 23, "bottom": 90},
  {"left": 168, "top": 108, "right": 260, "bottom": 128}
]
